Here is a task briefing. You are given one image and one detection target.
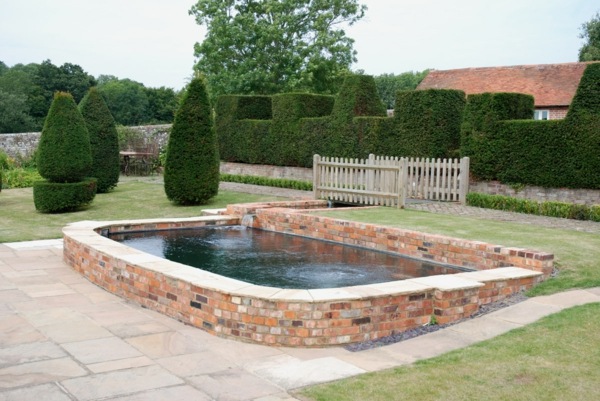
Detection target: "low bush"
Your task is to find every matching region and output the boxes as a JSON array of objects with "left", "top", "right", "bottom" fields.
[
  {"left": 2, "top": 168, "right": 42, "bottom": 189},
  {"left": 467, "top": 192, "right": 600, "bottom": 222},
  {"left": 220, "top": 174, "right": 312, "bottom": 191},
  {"left": 33, "top": 178, "right": 97, "bottom": 213}
]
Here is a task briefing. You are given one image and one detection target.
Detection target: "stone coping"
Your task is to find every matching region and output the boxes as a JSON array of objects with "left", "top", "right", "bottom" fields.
[{"left": 62, "top": 207, "right": 545, "bottom": 347}]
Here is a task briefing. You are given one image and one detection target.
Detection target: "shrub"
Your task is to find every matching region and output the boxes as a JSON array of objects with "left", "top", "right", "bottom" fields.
[
  {"left": 79, "top": 87, "right": 120, "bottom": 193},
  {"left": 220, "top": 174, "right": 312, "bottom": 191},
  {"left": 164, "top": 76, "right": 219, "bottom": 205},
  {"left": 34, "top": 92, "right": 95, "bottom": 213},
  {"left": 37, "top": 92, "right": 92, "bottom": 183},
  {"left": 466, "top": 192, "right": 600, "bottom": 222},
  {"left": 2, "top": 168, "right": 42, "bottom": 188},
  {"left": 33, "top": 178, "right": 97, "bottom": 213}
]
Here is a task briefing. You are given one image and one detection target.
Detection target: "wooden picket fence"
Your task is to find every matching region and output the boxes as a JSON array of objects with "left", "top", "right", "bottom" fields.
[{"left": 313, "top": 154, "right": 470, "bottom": 208}]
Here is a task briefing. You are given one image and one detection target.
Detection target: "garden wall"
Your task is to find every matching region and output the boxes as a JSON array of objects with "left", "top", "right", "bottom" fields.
[{"left": 0, "top": 124, "right": 171, "bottom": 158}]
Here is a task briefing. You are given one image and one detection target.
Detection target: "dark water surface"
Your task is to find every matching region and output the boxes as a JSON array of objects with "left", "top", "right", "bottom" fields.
[{"left": 110, "top": 226, "right": 463, "bottom": 289}]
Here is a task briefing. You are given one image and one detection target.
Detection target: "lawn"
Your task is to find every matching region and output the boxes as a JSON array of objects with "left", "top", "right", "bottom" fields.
[
  {"left": 299, "top": 302, "right": 600, "bottom": 401},
  {"left": 0, "top": 180, "right": 284, "bottom": 242}
]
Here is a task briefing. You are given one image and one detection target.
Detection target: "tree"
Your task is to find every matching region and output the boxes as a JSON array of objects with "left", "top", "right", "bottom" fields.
[
  {"left": 34, "top": 92, "right": 96, "bottom": 213},
  {"left": 98, "top": 78, "right": 150, "bottom": 125},
  {"left": 374, "top": 71, "right": 429, "bottom": 109},
  {"left": 79, "top": 87, "right": 120, "bottom": 193},
  {"left": 164, "top": 76, "right": 219, "bottom": 205},
  {"left": 144, "top": 86, "right": 179, "bottom": 123},
  {"left": 30, "top": 60, "right": 96, "bottom": 126},
  {"left": 0, "top": 90, "right": 37, "bottom": 133},
  {"left": 189, "top": 0, "right": 366, "bottom": 99},
  {"left": 579, "top": 11, "right": 600, "bottom": 61}
]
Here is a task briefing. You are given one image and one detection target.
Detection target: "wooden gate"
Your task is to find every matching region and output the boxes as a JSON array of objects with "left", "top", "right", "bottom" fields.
[{"left": 313, "top": 154, "right": 470, "bottom": 208}]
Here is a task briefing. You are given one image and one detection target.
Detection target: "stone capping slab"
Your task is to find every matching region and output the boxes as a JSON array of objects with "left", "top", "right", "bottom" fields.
[{"left": 62, "top": 202, "right": 548, "bottom": 347}]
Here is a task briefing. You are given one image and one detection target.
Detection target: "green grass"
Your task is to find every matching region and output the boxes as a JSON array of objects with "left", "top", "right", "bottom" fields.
[
  {"left": 313, "top": 208, "right": 600, "bottom": 296},
  {"left": 299, "top": 302, "right": 600, "bottom": 401},
  {"left": 0, "top": 181, "right": 284, "bottom": 242}
]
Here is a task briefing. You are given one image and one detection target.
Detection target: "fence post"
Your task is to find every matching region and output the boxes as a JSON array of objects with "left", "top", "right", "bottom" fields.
[
  {"left": 313, "top": 154, "right": 320, "bottom": 200},
  {"left": 459, "top": 157, "right": 470, "bottom": 204},
  {"left": 398, "top": 158, "right": 408, "bottom": 208}
]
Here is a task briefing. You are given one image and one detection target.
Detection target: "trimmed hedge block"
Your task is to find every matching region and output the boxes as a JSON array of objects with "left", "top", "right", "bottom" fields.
[{"left": 33, "top": 178, "right": 97, "bottom": 213}]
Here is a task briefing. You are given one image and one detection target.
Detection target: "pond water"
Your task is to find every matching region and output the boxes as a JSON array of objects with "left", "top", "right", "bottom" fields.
[{"left": 110, "top": 226, "right": 463, "bottom": 289}]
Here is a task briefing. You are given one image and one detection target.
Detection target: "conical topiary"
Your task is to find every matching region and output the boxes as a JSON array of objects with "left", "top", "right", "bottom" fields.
[
  {"left": 164, "top": 76, "right": 219, "bottom": 205},
  {"left": 37, "top": 92, "right": 92, "bottom": 183},
  {"left": 34, "top": 92, "right": 96, "bottom": 213},
  {"left": 79, "top": 87, "right": 120, "bottom": 193}
]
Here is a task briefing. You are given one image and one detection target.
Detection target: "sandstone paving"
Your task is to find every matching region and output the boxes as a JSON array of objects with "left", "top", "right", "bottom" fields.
[
  {"left": 487, "top": 299, "right": 563, "bottom": 325},
  {"left": 186, "top": 367, "right": 285, "bottom": 401},
  {"left": 61, "top": 337, "right": 143, "bottom": 365},
  {"left": 60, "top": 365, "right": 184, "bottom": 401},
  {"left": 0, "top": 383, "right": 72, "bottom": 401},
  {"left": 0, "top": 341, "right": 66, "bottom": 368},
  {"left": 527, "top": 288, "right": 600, "bottom": 308},
  {"left": 446, "top": 315, "right": 523, "bottom": 341},
  {"left": 0, "top": 358, "right": 87, "bottom": 389},
  {"left": 103, "top": 385, "right": 212, "bottom": 401}
]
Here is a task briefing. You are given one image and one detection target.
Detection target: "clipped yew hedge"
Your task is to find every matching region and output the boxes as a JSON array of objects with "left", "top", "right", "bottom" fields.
[
  {"left": 33, "top": 178, "right": 97, "bottom": 213},
  {"left": 462, "top": 63, "right": 600, "bottom": 189}
]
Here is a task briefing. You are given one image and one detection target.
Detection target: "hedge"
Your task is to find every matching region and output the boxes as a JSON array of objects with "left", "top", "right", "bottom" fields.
[
  {"left": 33, "top": 178, "right": 97, "bottom": 213},
  {"left": 461, "top": 63, "right": 600, "bottom": 189},
  {"left": 467, "top": 192, "right": 600, "bottom": 222}
]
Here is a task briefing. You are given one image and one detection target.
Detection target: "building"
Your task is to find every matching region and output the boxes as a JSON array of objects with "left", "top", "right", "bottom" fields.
[{"left": 417, "top": 62, "right": 596, "bottom": 120}]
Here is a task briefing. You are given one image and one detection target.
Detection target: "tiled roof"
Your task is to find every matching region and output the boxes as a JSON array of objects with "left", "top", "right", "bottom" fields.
[{"left": 417, "top": 62, "right": 597, "bottom": 107}]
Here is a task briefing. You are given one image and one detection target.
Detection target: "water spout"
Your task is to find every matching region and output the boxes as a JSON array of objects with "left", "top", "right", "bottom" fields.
[{"left": 241, "top": 214, "right": 255, "bottom": 227}]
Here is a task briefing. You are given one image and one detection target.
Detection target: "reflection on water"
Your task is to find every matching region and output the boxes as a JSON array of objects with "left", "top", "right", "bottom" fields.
[{"left": 110, "top": 226, "right": 463, "bottom": 289}]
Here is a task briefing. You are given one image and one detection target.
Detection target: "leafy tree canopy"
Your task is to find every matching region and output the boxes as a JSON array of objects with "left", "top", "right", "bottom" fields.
[
  {"left": 189, "top": 0, "right": 367, "bottom": 99},
  {"left": 373, "top": 70, "right": 430, "bottom": 109},
  {"left": 579, "top": 11, "right": 600, "bottom": 61}
]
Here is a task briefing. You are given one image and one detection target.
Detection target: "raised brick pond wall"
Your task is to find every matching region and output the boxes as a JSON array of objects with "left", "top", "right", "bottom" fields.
[{"left": 63, "top": 201, "right": 551, "bottom": 347}]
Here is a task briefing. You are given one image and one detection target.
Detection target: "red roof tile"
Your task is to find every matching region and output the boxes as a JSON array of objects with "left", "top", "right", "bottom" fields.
[{"left": 417, "top": 62, "right": 597, "bottom": 107}]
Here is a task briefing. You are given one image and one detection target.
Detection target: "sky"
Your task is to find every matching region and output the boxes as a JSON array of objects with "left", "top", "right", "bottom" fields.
[{"left": 1, "top": 0, "right": 598, "bottom": 90}]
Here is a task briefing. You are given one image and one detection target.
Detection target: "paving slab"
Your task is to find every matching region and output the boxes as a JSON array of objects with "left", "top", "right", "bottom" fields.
[
  {"left": 380, "top": 329, "right": 480, "bottom": 362},
  {"left": 156, "top": 349, "right": 237, "bottom": 377},
  {"left": 487, "top": 299, "right": 562, "bottom": 325},
  {"left": 0, "top": 383, "right": 72, "bottom": 401},
  {"left": 529, "top": 289, "right": 600, "bottom": 308},
  {"left": 0, "top": 315, "right": 46, "bottom": 347},
  {"left": 62, "top": 337, "right": 143, "bottom": 365},
  {"left": 447, "top": 315, "right": 524, "bottom": 341},
  {"left": 0, "top": 357, "right": 87, "bottom": 389},
  {"left": 86, "top": 356, "right": 154, "bottom": 374},
  {"left": 245, "top": 354, "right": 366, "bottom": 390},
  {"left": 187, "top": 367, "right": 284, "bottom": 401},
  {"left": 0, "top": 341, "right": 66, "bottom": 368},
  {"left": 125, "top": 331, "right": 208, "bottom": 359},
  {"left": 104, "top": 385, "right": 212, "bottom": 401},
  {"left": 60, "top": 365, "right": 183, "bottom": 401}
]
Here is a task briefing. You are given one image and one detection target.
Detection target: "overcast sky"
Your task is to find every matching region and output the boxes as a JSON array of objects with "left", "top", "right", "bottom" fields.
[{"left": 1, "top": 0, "right": 597, "bottom": 90}]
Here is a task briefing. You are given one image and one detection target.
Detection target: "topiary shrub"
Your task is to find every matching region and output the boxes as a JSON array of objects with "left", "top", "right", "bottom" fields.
[
  {"left": 34, "top": 92, "right": 96, "bottom": 213},
  {"left": 79, "top": 87, "right": 120, "bottom": 193},
  {"left": 164, "top": 76, "right": 219, "bottom": 205},
  {"left": 33, "top": 178, "right": 97, "bottom": 213},
  {"left": 37, "top": 92, "right": 92, "bottom": 183}
]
